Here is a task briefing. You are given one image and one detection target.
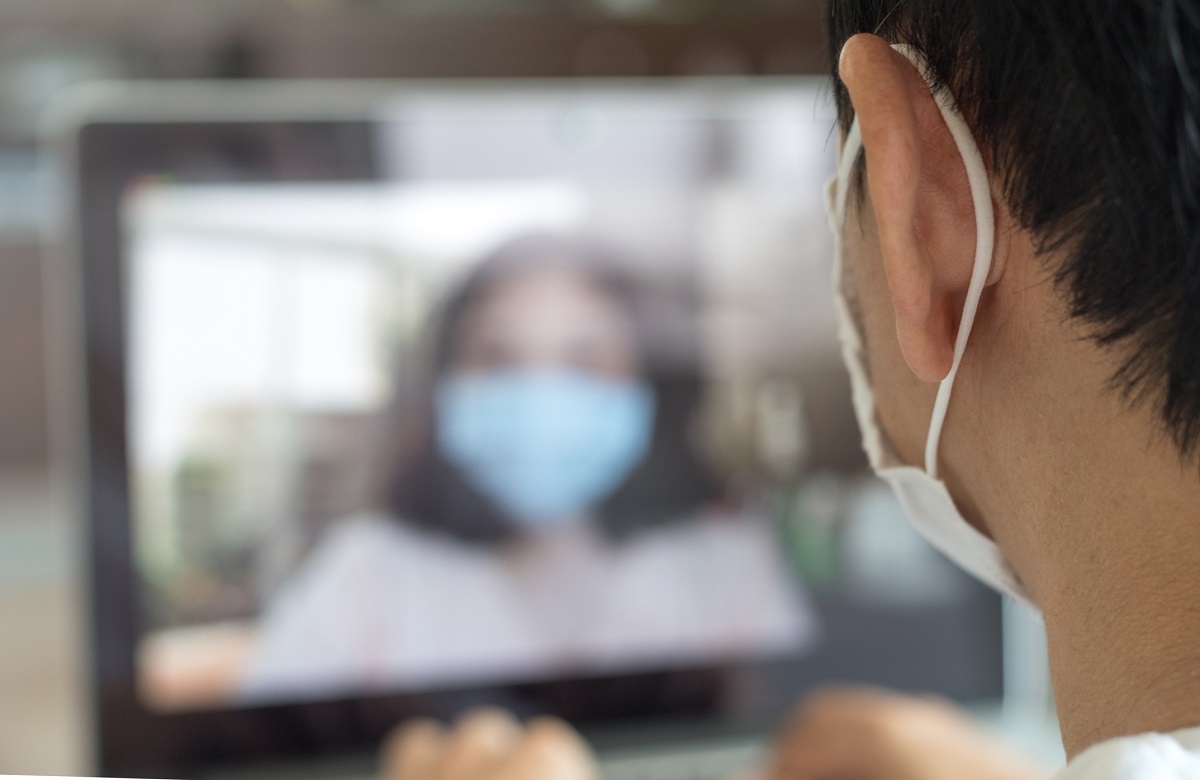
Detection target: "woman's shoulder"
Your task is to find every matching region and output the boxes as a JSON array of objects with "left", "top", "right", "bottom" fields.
[
  {"left": 240, "top": 514, "right": 451, "bottom": 699},
  {"left": 622, "top": 509, "right": 783, "bottom": 570},
  {"left": 304, "top": 511, "right": 482, "bottom": 576},
  {"left": 308, "top": 512, "right": 453, "bottom": 573},
  {"left": 317, "top": 512, "right": 405, "bottom": 552},
  {"left": 639, "top": 508, "right": 777, "bottom": 547}
]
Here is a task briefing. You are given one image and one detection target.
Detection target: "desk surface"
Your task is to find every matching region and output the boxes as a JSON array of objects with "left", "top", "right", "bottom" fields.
[
  {"left": 0, "top": 470, "right": 88, "bottom": 776},
  {"left": 0, "top": 578, "right": 88, "bottom": 775}
]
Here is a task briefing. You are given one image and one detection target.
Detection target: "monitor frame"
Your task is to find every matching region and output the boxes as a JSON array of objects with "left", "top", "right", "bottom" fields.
[{"left": 57, "top": 80, "right": 1004, "bottom": 778}]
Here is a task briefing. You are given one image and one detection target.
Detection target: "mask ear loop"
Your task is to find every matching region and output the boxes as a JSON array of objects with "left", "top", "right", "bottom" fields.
[
  {"left": 833, "top": 119, "right": 863, "bottom": 225},
  {"left": 888, "top": 44, "right": 996, "bottom": 479},
  {"left": 831, "top": 120, "right": 894, "bottom": 467}
]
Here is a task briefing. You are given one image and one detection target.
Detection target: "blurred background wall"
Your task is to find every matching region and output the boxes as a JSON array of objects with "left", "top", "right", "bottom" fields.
[
  {"left": 2, "top": 0, "right": 827, "bottom": 483},
  {"left": 0, "top": 1, "right": 826, "bottom": 774}
]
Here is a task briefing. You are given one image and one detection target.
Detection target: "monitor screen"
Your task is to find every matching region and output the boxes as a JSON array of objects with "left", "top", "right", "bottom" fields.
[{"left": 116, "top": 86, "right": 996, "bottom": 715}]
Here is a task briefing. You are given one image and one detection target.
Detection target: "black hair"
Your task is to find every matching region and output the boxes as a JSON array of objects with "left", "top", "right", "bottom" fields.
[
  {"left": 827, "top": 0, "right": 1200, "bottom": 458},
  {"left": 373, "top": 233, "right": 720, "bottom": 545}
]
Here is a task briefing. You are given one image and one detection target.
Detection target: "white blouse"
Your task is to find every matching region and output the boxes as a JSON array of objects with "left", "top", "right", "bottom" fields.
[{"left": 240, "top": 512, "right": 815, "bottom": 703}]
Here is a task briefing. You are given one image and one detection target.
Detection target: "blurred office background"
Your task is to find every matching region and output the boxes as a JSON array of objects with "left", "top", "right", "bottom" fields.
[{"left": 0, "top": 0, "right": 826, "bottom": 774}]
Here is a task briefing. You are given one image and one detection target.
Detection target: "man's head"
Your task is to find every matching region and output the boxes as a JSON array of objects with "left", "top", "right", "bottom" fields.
[{"left": 824, "top": 2, "right": 1200, "bottom": 609}]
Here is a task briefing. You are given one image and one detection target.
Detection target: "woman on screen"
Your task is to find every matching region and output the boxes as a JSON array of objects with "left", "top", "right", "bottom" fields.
[{"left": 240, "top": 233, "right": 815, "bottom": 701}]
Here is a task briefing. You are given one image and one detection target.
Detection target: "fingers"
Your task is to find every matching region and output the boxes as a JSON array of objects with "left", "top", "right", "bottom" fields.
[
  {"left": 382, "top": 719, "right": 448, "bottom": 780},
  {"left": 767, "top": 688, "right": 871, "bottom": 778},
  {"left": 766, "top": 686, "right": 1050, "bottom": 780},
  {"left": 437, "top": 709, "right": 525, "bottom": 780},
  {"left": 381, "top": 711, "right": 598, "bottom": 780},
  {"left": 491, "top": 718, "right": 598, "bottom": 780},
  {"left": 769, "top": 686, "right": 932, "bottom": 778}
]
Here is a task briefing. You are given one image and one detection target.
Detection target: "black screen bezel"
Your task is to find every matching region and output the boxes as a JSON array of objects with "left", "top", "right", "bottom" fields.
[{"left": 75, "top": 105, "right": 1003, "bottom": 778}]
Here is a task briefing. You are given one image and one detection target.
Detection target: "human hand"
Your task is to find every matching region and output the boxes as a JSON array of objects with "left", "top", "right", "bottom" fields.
[
  {"left": 765, "top": 687, "right": 1051, "bottom": 780},
  {"left": 381, "top": 708, "right": 599, "bottom": 780}
]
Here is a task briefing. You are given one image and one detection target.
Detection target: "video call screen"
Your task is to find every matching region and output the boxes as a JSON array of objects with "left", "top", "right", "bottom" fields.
[{"left": 123, "top": 87, "right": 988, "bottom": 712}]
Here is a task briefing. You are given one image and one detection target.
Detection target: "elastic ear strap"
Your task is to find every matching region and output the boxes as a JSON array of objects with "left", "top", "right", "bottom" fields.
[
  {"left": 831, "top": 118, "right": 890, "bottom": 466},
  {"left": 833, "top": 119, "right": 863, "bottom": 225},
  {"left": 887, "top": 44, "right": 996, "bottom": 477}
]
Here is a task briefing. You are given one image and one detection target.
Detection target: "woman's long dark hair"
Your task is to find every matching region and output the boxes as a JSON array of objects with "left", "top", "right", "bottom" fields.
[{"left": 371, "top": 233, "right": 721, "bottom": 545}]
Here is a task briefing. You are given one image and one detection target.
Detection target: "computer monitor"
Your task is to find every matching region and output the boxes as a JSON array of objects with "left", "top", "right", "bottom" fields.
[{"left": 65, "top": 80, "right": 1002, "bottom": 777}]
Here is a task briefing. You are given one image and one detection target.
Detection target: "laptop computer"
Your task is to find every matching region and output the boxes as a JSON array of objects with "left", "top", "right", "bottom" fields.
[{"left": 57, "top": 78, "right": 1004, "bottom": 779}]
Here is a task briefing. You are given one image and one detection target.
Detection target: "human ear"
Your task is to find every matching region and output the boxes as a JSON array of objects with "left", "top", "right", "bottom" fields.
[{"left": 838, "top": 34, "right": 988, "bottom": 383}]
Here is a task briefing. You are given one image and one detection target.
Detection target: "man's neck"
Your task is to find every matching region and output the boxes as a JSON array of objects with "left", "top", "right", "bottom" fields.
[
  {"left": 1028, "top": 424, "right": 1200, "bottom": 758},
  {"left": 959, "top": 256, "right": 1200, "bottom": 759}
]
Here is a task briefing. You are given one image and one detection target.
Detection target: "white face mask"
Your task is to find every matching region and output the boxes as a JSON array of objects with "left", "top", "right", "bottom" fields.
[{"left": 826, "top": 43, "right": 1036, "bottom": 610}]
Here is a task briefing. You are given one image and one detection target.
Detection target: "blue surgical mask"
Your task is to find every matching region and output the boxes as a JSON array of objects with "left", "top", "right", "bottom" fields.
[{"left": 436, "top": 369, "right": 656, "bottom": 530}]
